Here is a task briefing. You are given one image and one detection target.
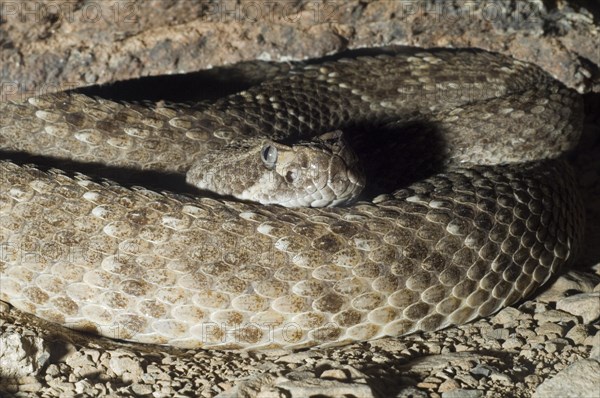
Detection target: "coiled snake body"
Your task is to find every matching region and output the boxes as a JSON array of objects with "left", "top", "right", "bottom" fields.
[{"left": 0, "top": 49, "right": 585, "bottom": 349}]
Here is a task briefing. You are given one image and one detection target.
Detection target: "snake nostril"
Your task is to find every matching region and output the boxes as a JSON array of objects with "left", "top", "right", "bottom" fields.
[{"left": 285, "top": 169, "right": 298, "bottom": 183}]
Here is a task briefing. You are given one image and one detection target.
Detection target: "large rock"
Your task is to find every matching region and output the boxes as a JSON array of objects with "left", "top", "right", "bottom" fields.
[{"left": 533, "top": 359, "right": 600, "bottom": 398}]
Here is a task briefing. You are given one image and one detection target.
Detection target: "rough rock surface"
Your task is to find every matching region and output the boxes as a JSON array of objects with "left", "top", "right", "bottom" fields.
[
  {"left": 1, "top": 1, "right": 600, "bottom": 397},
  {"left": 1, "top": 0, "right": 599, "bottom": 98},
  {"left": 532, "top": 359, "right": 600, "bottom": 398}
]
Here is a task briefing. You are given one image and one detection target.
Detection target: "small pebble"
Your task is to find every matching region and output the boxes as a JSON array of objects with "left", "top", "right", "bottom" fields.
[
  {"left": 438, "top": 378, "right": 461, "bottom": 392},
  {"left": 442, "top": 389, "right": 484, "bottom": 398},
  {"left": 502, "top": 337, "right": 525, "bottom": 350}
]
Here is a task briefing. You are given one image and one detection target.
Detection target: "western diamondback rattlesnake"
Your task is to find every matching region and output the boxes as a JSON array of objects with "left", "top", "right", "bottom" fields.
[{"left": 0, "top": 48, "right": 585, "bottom": 349}]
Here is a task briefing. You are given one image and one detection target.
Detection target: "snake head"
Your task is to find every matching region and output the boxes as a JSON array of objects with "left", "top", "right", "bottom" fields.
[{"left": 186, "top": 130, "right": 365, "bottom": 207}]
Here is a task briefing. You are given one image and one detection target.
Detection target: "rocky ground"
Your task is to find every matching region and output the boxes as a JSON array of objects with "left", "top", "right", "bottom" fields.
[{"left": 1, "top": 1, "right": 600, "bottom": 397}]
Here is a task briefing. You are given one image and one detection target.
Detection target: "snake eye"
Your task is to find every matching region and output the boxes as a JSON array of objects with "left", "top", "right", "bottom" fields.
[{"left": 261, "top": 144, "right": 278, "bottom": 169}]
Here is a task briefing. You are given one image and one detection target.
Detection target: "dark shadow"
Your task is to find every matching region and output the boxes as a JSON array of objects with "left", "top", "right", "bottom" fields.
[
  {"left": 73, "top": 45, "right": 471, "bottom": 103},
  {"left": 572, "top": 92, "right": 600, "bottom": 268},
  {"left": 0, "top": 150, "right": 189, "bottom": 192},
  {"left": 343, "top": 121, "right": 448, "bottom": 198},
  {"left": 76, "top": 60, "right": 286, "bottom": 103}
]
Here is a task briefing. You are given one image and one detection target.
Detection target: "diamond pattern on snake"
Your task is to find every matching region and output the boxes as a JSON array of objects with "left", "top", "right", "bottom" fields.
[{"left": 0, "top": 48, "right": 585, "bottom": 349}]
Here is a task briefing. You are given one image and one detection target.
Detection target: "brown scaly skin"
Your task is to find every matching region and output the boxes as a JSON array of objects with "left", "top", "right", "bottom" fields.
[{"left": 0, "top": 48, "right": 585, "bottom": 349}]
